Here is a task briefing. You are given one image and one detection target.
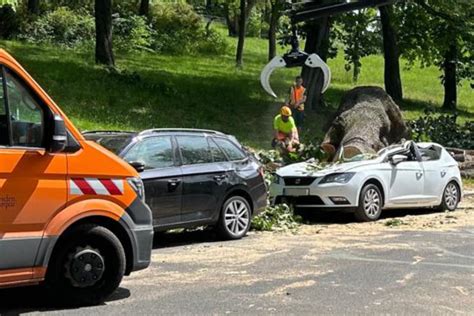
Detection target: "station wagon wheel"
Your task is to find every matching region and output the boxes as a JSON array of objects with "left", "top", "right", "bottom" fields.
[
  {"left": 217, "top": 196, "right": 251, "bottom": 240},
  {"left": 355, "top": 184, "right": 383, "bottom": 222},
  {"left": 437, "top": 181, "right": 460, "bottom": 212}
]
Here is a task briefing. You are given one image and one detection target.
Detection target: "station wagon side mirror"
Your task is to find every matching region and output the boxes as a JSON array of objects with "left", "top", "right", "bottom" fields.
[
  {"left": 49, "top": 115, "right": 67, "bottom": 153},
  {"left": 129, "top": 161, "right": 146, "bottom": 173},
  {"left": 390, "top": 154, "right": 408, "bottom": 165}
]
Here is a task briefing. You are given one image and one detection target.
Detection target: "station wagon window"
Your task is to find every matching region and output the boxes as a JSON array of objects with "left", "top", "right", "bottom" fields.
[
  {"left": 124, "top": 136, "right": 174, "bottom": 169},
  {"left": 4, "top": 69, "right": 44, "bottom": 148},
  {"left": 213, "top": 137, "right": 246, "bottom": 161},
  {"left": 209, "top": 138, "right": 227, "bottom": 162},
  {"left": 176, "top": 135, "right": 213, "bottom": 165}
]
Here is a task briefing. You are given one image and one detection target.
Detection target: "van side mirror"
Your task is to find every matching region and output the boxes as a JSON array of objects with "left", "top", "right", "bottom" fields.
[
  {"left": 129, "top": 161, "right": 146, "bottom": 173},
  {"left": 390, "top": 154, "right": 408, "bottom": 165},
  {"left": 49, "top": 115, "right": 67, "bottom": 153}
]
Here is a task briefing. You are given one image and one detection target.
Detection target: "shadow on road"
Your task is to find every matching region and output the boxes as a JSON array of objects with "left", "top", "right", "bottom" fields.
[
  {"left": 297, "top": 207, "right": 442, "bottom": 224},
  {"left": 153, "top": 229, "right": 223, "bottom": 249},
  {"left": 0, "top": 286, "right": 130, "bottom": 314}
]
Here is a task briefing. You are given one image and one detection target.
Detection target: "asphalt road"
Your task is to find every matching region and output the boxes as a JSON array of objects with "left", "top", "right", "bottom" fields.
[{"left": 1, "top": 216, "right": 473, "bottom": 315}]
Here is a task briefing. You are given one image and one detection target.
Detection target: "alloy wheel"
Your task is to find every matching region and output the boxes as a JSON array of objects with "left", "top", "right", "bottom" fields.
[
  {"left": 363, "top": 188, "right": 381, "bottom": 218},
  {"left": 224, "top": 199, "right": 250, "bottom": 236},
  {"left": 444, "top": 183, "right": 459, "bottom": 210}
]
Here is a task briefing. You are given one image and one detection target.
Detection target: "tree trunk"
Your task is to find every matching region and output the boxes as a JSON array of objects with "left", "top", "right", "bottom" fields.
[
  {"left": 268, "top": 0, "right": 279, "bottom": 60},
  {"left": 379, "top": 5, "right": 403, "bottom": 102},
  {"left": 95, "top": 0, "right": 115, "bottom": 67},
  {"left": 322, "top": 86, "right": 410, "bottom": 161},
  {"left": 301, "top": 17, "right": 331, "bottom": 111},
  {"left": 442, "top": 43, "right": 457, "bottom": 110},
  {"left": 224, "top": 4, "right": 237, "bottom": 37},
  {"left": 27, "top": 0, "right": 40, "bottom": 15},
  {"left": 236, "top": 0, "right": 246, "bottom": 67},
  {"left": 138, "top": 0, "right": 149, "bottom": 16}
]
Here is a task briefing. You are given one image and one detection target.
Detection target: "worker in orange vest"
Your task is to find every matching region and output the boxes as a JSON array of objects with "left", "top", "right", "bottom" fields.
[{"left": 288, "top": 76, "right": 307, "bottom": 134}]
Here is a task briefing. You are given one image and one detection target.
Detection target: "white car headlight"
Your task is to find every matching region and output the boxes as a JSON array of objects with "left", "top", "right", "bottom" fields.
[
  {"left": 272, "top": 174, "right": 283, "bottom": 185},
  {"left": 320, "top": 172, "right": 355, "bottom": 184},
  {"left": 127, "top": 177, "right": 145, "bottom": 201}
]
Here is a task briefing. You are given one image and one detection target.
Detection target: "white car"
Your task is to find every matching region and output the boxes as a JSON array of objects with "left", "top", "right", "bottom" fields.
[{"left": 270, "top": 141, "right": 463, "bottom": 221}]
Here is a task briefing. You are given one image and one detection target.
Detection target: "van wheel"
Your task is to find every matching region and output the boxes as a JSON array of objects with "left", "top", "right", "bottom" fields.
[
  {"left": 355, "top": 184, "right": 383, "bottom": 222},
  {"left": 46, "top": 224, "right": 126, "bottom": 306},
  {"left": 216, "top": 196, "right": 251, "bottom": 240},
  {"left": 437, "top": 181, "right": 460, "bottom": 212}
]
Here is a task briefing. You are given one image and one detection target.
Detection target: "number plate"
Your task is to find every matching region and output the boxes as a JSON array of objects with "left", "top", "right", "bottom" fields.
[{"left": 284, "top": 188, "right": 309, "bottom": 196}]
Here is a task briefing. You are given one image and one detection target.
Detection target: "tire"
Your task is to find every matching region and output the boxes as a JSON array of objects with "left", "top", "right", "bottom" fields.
[
  {"left": 216, "top": 195, "right": 251, "bottom": 240},
  {"left": 45, "top": 224, "right": 126, "bottom": 306},
  {"left": 354, "top": 184, "right": 383, "bottom": 222},
  {"left": 437, "top": 181, "right": 460, "bottom": 212}
]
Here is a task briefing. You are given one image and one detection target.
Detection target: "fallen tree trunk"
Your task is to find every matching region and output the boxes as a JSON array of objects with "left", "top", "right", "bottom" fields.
[{"left": 322, "top": 86, "right": 410, "bottom": 161}]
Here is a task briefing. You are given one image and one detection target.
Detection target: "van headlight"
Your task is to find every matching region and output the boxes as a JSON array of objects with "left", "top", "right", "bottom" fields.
[
  {"left": 320, "top": 173, "right": 355, "bottom": 184},
  {"left": 127, "top": 177, "right": 145, "bottom": 201}
]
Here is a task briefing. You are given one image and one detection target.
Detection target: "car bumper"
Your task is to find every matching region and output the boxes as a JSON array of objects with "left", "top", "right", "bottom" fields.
[
  {"left": 123, "top": 198, "right": 154, "bottom": 273},
  {"left": 269, "top": 180, "right": 360, "bottom": 209},
  {"left": 251, "top": 181, "right": 268, "bottom": 216}
]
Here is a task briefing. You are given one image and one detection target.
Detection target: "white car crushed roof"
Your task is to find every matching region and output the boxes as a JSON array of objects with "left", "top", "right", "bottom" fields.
[{"left": 270, "top": 141, "right": 463, "bottom": 222}]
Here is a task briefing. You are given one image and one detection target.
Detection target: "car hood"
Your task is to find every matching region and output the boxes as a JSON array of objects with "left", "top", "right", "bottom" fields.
[{"left": 276, "top": 158, "right": 383, "bottom": 177}]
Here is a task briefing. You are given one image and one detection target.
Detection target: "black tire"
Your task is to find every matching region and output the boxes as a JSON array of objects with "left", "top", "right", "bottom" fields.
[
  {"left": 437, "top": 181, "right": 460, "bottom": 212},
  {"left": 216, "top": 196, "right": 251, "bottom": 240},
  {"left": 354, "top": 184, "right": 383, "bottom": 222},
  {"left": 45, "top": 224, "right": 126, "bottom": 306}
]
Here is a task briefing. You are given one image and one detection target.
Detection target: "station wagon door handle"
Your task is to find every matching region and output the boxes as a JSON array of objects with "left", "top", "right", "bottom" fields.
[
  {"left": 213, "top": 175, "right": 228, "bottom": 182},
  {"left": 168, "top": 179, "right": 181, "bottom": 191}
]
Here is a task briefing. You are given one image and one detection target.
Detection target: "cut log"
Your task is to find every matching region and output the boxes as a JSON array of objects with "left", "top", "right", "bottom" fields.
[{"left": 322, "top": 86, "right": 410, "bottom": 161}]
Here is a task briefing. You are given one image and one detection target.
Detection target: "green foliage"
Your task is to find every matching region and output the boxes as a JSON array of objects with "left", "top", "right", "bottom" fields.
[
  {"left": 114, "top": 15, "right": 153, "bottom": 52},
  {"left": 0, "top": 4, "right": 19, "bottom": 39},
  {"left": 396, "top": 0, "right": 474, "bottom": 85},
  {"left": 149, "top": 2, "right": 228, "bottom": 55},
  {"left": 19, "top": 7, "right": 94, "bottom": 48},
  {"left": 409, "top": 109, "right": 474, "bottom": 149},
  {"left": 333, "top": 9, "right": 381, "bottom": 83},
  {"left": 251, "top": 203, "right": 301, "bottom": 231}
]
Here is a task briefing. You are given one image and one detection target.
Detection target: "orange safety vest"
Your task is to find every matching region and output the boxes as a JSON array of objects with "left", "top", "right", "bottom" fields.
[{"left": 290, "top": 85, "right": 305, "bottom": 111}]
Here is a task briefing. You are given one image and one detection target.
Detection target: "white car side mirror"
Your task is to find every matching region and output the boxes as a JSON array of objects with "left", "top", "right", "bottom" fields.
[{"left": 390, "top": 154, "right": 408, "bottom": 165}]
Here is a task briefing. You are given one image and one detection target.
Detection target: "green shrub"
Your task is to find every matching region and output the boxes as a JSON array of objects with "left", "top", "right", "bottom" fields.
[
  {"left": 246, "top": 10, "right": 262, "bottom": 38},
  {"left": 251, "top": 203, "right": 301, "bottom": 231},
  {"left": 409, "top": 109, "right": 473, "bottom": 149},
  {"left": 149, "top": 2, "right": 227, "bottom": 55},
  {"left": 20, "top": 7, "right": 94, "bottom": 48},
  {"left": 0, "top": 4, "right": 19, "bottom": 39},
  {"left": 114, "top": 15, "right": 153, "bottom": 52}
]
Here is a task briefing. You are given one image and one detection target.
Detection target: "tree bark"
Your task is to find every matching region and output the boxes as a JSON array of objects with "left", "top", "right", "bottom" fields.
[
  {"left": 27, "top": 0, "right": 40, "bottom": 15},
  {"left": 235, "top": 0, "right": 256, "bottom": 67},
  {"left": 224, "top": 4, "right": 237, "bottom": 37},
  {"left": 301, "top": 17, "right": 331, "bottom": 111},
  {"left": 138, "top": 0, "right": 149, "bottom": 17},
  {"left": 379, "top": 5, "right": 403, "bottom": 102},
  {"left": 95, "top": 0, "right": 115, "bottom": 67},
  {"left": 268, "top": 0, "right": 280, "bottom": 60},
  {"left": 322, "top": 86, "right": 410, "bottom": 161},
  {"left": 442, "top": 43, "right": 457, "bottom": 110}
]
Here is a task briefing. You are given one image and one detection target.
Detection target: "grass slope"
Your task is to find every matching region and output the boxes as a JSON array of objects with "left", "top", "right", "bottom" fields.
[{"left": 0, "top": 33, "right": 472, "bottom": 149}]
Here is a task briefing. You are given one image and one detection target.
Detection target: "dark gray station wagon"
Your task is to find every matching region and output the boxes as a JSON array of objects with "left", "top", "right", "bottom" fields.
[{"left": 83, "top": 129, "right": 267, "bottom": 240}]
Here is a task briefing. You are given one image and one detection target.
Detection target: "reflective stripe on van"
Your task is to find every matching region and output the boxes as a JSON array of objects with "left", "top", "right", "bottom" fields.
[{"left": 70, "top": 178, "right": 124, "bottom": 196}]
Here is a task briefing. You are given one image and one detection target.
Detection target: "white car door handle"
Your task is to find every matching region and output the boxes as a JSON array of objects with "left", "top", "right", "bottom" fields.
[
  {"left": 416, "top": 171, "right": 423, "bottom": 177},
  {"left": 441, "top": 170, "right": 447, "bottom": 177}
]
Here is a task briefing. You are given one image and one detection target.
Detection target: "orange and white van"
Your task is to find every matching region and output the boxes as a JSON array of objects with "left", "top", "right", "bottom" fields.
[{"left": 0, "top": 50, "right": 153, "bottom": 305}]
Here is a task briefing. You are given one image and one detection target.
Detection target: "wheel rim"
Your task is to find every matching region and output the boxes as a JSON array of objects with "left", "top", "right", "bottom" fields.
[
  {"left": 65, "top": 247, "right": 105, "bottom": 288},
  {"left": 444, "top": 183, "right": 458, "bottom": 209},
  {"left": 224, "top": 199, "right": 250, "bottom": 236},
  {"left": 363, "top": 188, "right": 381, "bottom": 218}
]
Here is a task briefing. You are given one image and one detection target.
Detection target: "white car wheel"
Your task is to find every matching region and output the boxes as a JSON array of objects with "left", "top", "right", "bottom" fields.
[
  {"left": 439, "top": 182, "right": 460, "bottom": 211},
  {"left": 355, "top": 184, "right": 382, "bottom": 222}
]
